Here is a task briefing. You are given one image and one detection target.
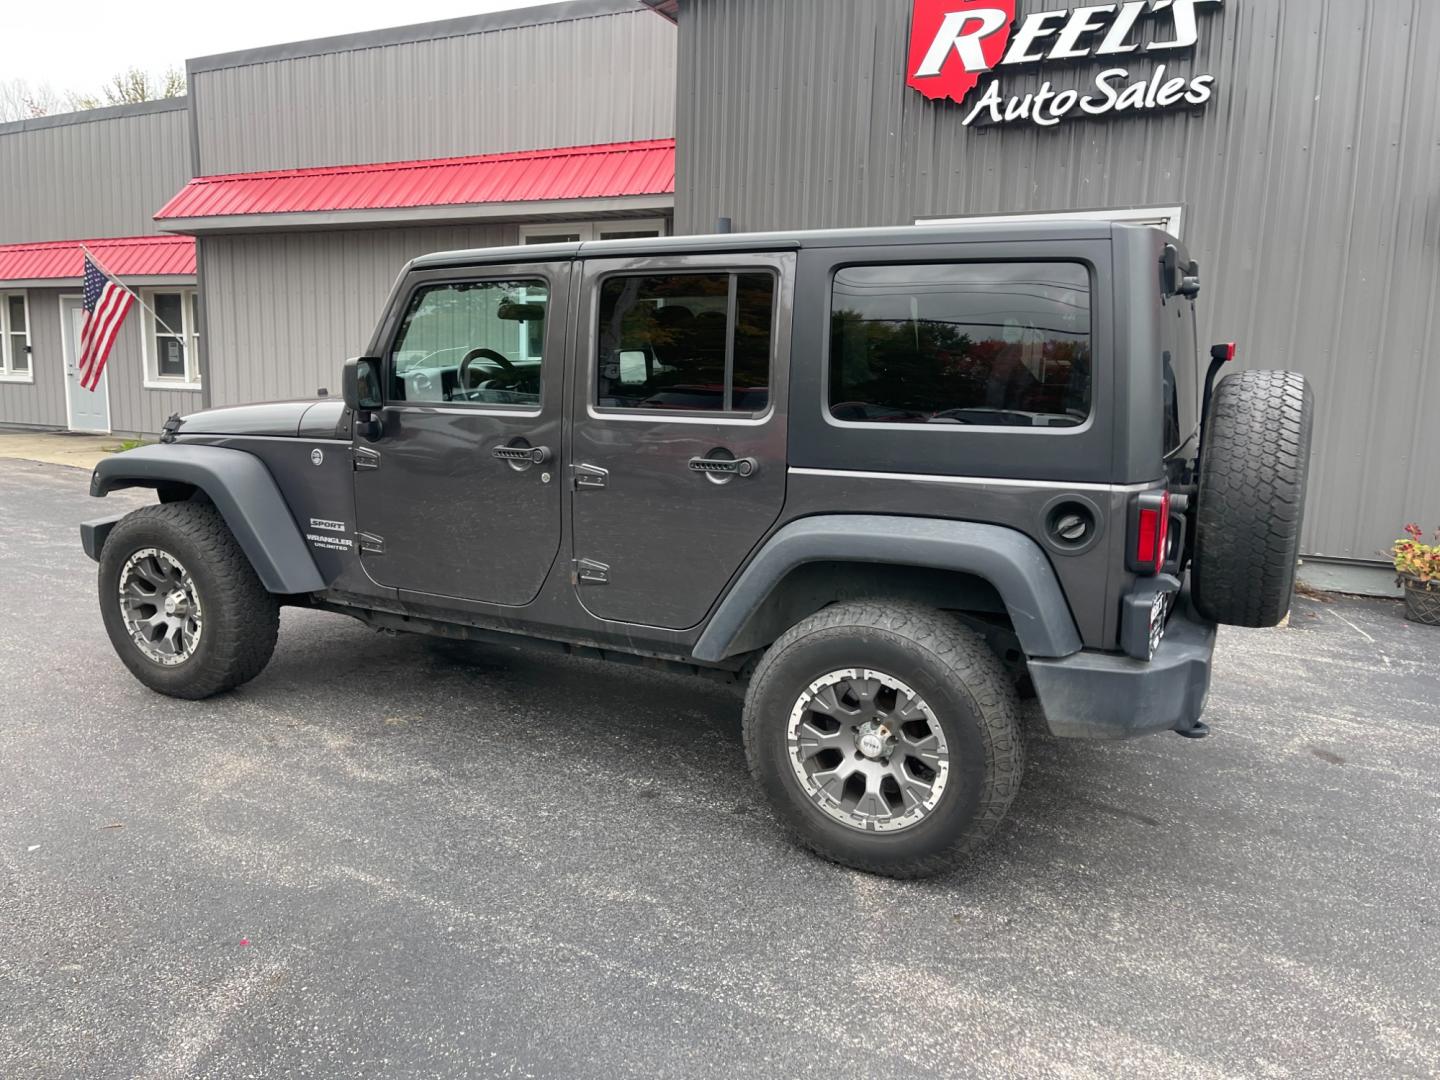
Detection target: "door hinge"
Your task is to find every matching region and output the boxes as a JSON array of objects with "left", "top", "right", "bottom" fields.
[
  {"left": 358, "top": 532, "right": 385, "bottom": 554},
  {"left": 572, "top": 463, "right": 608, "bottom": 490},
  {"left": 352, "top": 446, "right": 381, "bottom": 471},
  {"left": 572, "top": 558, "right": 609, "bottom": 585}
]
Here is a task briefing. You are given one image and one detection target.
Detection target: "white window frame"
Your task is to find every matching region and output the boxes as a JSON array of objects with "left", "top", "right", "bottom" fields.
[
  {"left": 918, "top": 206, "right": 1184, "bottom": 237},
  {"left": 0, "top": 290, "right": 33, "bottom": 383},
  {"left": 141, "top": 287, "right": 202, "bottom": 390},
  {"left": 518, "top": 218, "right": 669, "bottom": 245}
]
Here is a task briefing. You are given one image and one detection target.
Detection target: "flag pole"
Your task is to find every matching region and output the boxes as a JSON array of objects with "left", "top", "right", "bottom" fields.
[{"left": 79, "top": 242, "right": 188, "bottom": 352}]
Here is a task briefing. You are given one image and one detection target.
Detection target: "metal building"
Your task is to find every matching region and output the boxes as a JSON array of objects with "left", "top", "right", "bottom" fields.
[
  {"left": 0, "top": 0, "right": 674, "bottom": 434},
  {"left": 0, "top": 100, "right": 199, "bottom": 435},
  {"left": 664, "top": 0, "right": 1440, "bottom": 566},
  {"left": 164, "top": 0, "right": 676, "bottom": 407}
]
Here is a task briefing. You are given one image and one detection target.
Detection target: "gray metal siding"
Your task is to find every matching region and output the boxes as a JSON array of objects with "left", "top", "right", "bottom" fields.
[
  {"left": 674, "top": 0, "right": 1440, "bottom": 562},
  {"left": 0, "top": 104, "right": 191, "bottom": 244},
  {"left": 200, "top": 225, "right": 521, "bottom": 407},
  {"left": 104, "top": 316, "right": 204, "bottom": 437},
  {"left": 0, "top": 291, "right": 68, "bottom": 429},
  {"left": 192, "top": 11, "right": 676, "bottom": 174}
]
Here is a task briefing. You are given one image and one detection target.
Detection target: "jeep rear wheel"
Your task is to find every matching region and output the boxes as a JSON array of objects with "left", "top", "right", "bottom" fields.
[
  {"left": 742, "top": 602, "right": 1023, "bottom": 878},
  {"left": 1191, "top": 369, "right": 1315, "bottom": 628},
  {"left": 99, "top": 503, "right": 279, "bottom": 699}
]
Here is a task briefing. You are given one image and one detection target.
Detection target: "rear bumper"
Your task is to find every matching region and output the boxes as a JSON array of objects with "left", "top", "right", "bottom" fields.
[{"left": 1028, "top": 590, "right": 1217, "bottom": 740}]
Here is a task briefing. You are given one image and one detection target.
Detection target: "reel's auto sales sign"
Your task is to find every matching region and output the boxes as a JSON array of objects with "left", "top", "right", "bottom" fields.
[{"left": 907, "top": 0, "right": 1221, "bottom": 127}]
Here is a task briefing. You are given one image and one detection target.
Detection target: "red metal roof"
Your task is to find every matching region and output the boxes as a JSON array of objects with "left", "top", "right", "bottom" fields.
[
  {"left": 156, "top": 139, "right": 676, "bottom": 221},
  {"left": 0, "top": 235, "right": 196, "bottom": 282}
]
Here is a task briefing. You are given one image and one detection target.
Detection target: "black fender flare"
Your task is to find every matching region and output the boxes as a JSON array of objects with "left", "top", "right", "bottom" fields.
[
  {"left": 88, "top": 444, "right": 326, "bottom": 594},
  {"left": 691, "top": 515, "right": 1083, "bottom": 662}
]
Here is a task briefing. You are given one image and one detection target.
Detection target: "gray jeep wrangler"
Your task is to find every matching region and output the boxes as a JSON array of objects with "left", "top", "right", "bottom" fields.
[{"left": 82, "top": 223, "right": 1313, "bottom": 878}]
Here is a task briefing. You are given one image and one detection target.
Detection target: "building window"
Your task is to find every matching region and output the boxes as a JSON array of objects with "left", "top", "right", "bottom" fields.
[
  {"left": 519, "top": 219, "right": 668, "bottom": 245},
  {"left": 0, "top": 291, "right": 32, "bottom": 381},
  {"left": 595, "top": 271, "right": 775, "bottom": 414},
  {"left": 829, "top": 262, "right": 1092, "bottom": 428},
  {"left": 142, "top": 289, "right": 202, "bottom": 388}
]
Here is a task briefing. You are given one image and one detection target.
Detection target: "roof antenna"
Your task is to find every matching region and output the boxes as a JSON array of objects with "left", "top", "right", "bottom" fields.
[{"left": 715, "top": 216, "right": 733, "bottom": 234}]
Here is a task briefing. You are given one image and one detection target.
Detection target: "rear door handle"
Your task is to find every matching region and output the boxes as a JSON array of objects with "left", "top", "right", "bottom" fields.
[
  {"left": 492, "top": 444, "right": 552, "bottom": 466},
  {"left": 689, "top": 456, "right": 757, "bottom": 479}
]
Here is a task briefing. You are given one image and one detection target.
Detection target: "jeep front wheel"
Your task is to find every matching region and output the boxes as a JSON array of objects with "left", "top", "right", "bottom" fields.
[
  {"left": 99, "top": 503, "right": 279, "bottom": 699},
  {"left": 742, "top": 602, "right": 1024, "bottom": 878}
]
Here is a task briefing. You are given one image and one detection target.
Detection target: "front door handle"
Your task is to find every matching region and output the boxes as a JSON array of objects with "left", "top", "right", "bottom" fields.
[
  {"left": 689, "top": 455, "right": 758, "bottom": 479},
  {"left": 492, "top": 443, "right": 552, "bottom": 466}
]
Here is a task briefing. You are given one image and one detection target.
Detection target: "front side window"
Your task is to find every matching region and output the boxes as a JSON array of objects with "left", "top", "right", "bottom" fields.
[
  {"left": 1, "top": 291, "right": 30, "bottom": 378},
  {"left": 595, "top": 272, "right": 775, "bottom": 413},
  {"left": 829, "top": 262, "right": 1092, "bottom": 427},
  {"left": 389, "top": 279, "right": 547, "bottom": 407},
  {"left": 144, "top": 289, "right": 202, "bottom": 386}
]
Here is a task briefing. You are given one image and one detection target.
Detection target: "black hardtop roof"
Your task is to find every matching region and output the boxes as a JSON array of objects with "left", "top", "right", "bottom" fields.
[{"left": 407, "top": 219, "right": 1136, "bottom": 272}]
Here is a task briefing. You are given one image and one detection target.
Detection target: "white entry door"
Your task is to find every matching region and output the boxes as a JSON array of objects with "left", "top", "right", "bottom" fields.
[{"left": 61, "top": 295, "right": 111, "bottom": 433}]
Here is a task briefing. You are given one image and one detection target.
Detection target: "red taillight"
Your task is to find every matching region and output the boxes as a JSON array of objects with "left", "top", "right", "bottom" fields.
[
  {"left": 1130, "top": 490, "right": 1172, "bottom": 574},
  {"left": 1137, "top": 508, "right": 1160, "bottom": 565}
]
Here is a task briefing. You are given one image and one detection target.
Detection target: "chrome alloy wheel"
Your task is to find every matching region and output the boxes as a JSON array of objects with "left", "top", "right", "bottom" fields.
[
  {"left": 117, "top": 547, "right": 204, "bottom": 666},
  {"left": 787, "top": 669, "right": 950, "bottom": 833}
]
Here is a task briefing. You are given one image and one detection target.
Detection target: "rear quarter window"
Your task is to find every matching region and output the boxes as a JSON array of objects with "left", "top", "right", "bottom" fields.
[
  {"left": 1160, "top": 296, "right": 1200, "bottom": 459},
  {"left": 829, "top": 262, "right": 1092, "bottom": 428}
]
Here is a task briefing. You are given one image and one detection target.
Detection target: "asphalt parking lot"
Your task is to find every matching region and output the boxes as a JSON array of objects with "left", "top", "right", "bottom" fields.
[{"left": 2, "top": 458, "right": 1437, "bottom": 1079}]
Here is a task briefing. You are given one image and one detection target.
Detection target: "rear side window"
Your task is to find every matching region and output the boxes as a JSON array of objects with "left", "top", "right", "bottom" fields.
[
  {"left": 829, "top": 262, "right": 1092, "bottom": 427},
  {"left": 596, "top": 272, "right": 775, "bottom": 413}
]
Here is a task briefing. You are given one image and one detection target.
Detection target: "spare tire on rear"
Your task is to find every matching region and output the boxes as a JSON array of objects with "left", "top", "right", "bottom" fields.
[{"left": 1191, "top": 369, "right": 1314, "bottom": 627}]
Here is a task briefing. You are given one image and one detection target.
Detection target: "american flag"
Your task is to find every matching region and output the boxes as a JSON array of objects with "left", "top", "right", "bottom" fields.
[{"left": 79, "top": 254, "right": 134, "bottom": 391}]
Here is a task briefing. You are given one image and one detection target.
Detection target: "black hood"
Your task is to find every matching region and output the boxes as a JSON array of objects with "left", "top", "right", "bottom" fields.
[{"left": 167, "top": 399, "right": 349, "bottom": 440}]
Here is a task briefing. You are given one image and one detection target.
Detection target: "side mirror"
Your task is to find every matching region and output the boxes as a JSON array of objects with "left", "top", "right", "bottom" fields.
[
  {"left": 342, "top": 357, "right": 383, "bottom": 439},
  {"left": 342, "top": 356, "right": 382, "bottom": 411}
]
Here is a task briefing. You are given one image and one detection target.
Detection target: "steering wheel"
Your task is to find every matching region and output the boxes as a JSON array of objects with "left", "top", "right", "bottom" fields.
[{"left": 459, "top": 347, "right": 518, "bottom": 391}]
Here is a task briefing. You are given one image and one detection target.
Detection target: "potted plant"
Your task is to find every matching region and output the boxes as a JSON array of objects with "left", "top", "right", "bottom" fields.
[{"left": 1392, "top": 524, "right": 1440, "bottom": 625}]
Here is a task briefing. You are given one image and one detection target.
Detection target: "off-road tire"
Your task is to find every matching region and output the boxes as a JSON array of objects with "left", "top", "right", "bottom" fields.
[
  {"left": 742, "top": 602, "right": 1023, "bottom": 878},
  {"left": 1192, "top": 370, "right": 1314, "bottom": 627},
  {"left": 99, "top": 503, "right": 280, "bottom": 699}
]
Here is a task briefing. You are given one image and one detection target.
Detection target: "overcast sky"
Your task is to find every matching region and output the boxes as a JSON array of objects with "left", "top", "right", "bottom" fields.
[{"left": 5, "top": 0, "right": 541, "bottom": 100}]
